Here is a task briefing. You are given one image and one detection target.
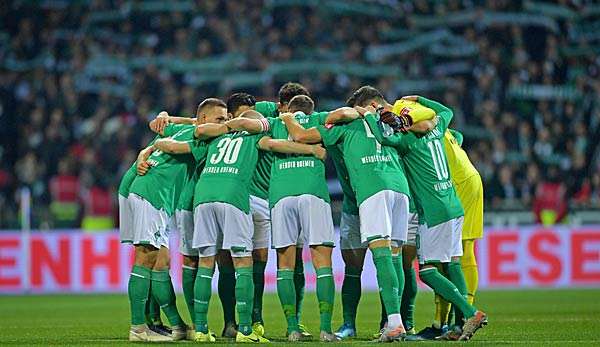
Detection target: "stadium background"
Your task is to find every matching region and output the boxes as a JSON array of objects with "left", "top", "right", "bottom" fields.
[{"left": 1, "top": 0, "right": 599, "bottom": 294}]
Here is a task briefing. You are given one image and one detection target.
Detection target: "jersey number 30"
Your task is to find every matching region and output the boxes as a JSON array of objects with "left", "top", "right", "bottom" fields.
[
  {"left": 427, "top": 139, "right": 449, "bottom": 180},
  {"left": 210, "top": 137, "right": 243, "bottom": 164}
]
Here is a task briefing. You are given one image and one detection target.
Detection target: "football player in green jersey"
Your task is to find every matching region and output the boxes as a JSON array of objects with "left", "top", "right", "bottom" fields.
[
  {"left": 123, "top": 117, "right": 199, "bottom": 342},
  {"left": 152, "top": 106, "right": 325, "bottom": 343},
  {"left": 226, "top": 95, "right": 343, "bottom": 342},
  {"left": 277, "top": 86, "right": 438, "bottom": 342},
  {"left": 119, "top": 136, "right": 172, "bottom": 340},
  {"left": 362, "top": 96, "right": 488, "bottom": 341},
  {"left": 318, "top": 87, "right": 434, "bottom": 340},
  {"left": 147, "top": 101, "right": 228, "bottom": 340},
  {"left": 215, "top": 86, "right": 314, "bottom": 339},
  {"left": 274, "top": 103, "right": 407, "bottom": 342},
  {"left": 211, "top": 92, "right": 274, "bottom": 338},
  {"left": 254, "top": 83, "right": 314, "bottom": 338}
]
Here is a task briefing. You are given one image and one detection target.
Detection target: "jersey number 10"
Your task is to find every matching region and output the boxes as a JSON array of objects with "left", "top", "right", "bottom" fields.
[
  {"left": 210, "top": 137, "right": 243, "bottom": 164},
  {"left": 427, "top": 139, "right": 449, "bottom": 180}
]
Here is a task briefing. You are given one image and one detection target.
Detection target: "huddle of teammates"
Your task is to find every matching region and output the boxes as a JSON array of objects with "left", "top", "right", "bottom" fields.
[{"left": 118, "top": 82, "right": 487, "bottom": 343}]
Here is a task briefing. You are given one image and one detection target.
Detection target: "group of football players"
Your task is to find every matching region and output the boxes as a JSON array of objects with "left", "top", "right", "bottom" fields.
[{"left": 118, "top": 82, "right": 487, "bottom": 343}]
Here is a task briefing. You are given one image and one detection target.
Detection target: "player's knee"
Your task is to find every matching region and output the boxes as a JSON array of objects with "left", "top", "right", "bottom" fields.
[
  {"left": 252, "top": 248, "right": 268, "bottom": 262},
  {"left": 310, "top": 245, "right": 333, "bottom": 269},
  {"left": 402, "top": 245, "right": 417, "bottom": 269},
  {"left": 152, "top": 246, "right": 170, "bottom": 270},
  {"left": 216, "top": 249, "right": 234, "bottom": 267},
  {"left": 341, "top": 249, "right": 366, "bottom": 269},
  {"left": 198, "top": 256, "right": 215, "bottom": 269},
  {"left": 134, "top": 244, "right": 158, "bottom": 268},
  {"left": 183, "top": 255, "right": 199, "bottom": 268},
  {"left": 232, "top": 255, "right": 252, "bottom": 268}
]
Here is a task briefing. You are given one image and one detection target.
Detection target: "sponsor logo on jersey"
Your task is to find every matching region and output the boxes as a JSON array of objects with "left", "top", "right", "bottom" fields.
[
  {"left": 278, "top": 160, "right": 315, "bottom": 170},
  {"left": 203, "top": 166, "right": 239, "bottom": 174},
  {"left": 360, "top": 154, "right": 393, "bottom": 164}
]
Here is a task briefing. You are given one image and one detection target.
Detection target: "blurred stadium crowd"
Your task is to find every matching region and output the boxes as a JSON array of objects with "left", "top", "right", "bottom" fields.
[{"left": 0, "top": 0, "right": 599, "bottom": 229}]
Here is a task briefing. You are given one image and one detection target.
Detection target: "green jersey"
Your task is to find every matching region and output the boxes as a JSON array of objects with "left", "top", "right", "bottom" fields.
[
  {"left": 317, "top": 118, "right": 410, "bottom": 207},
  {"left": 118, "top": 164, "right": 137, "bottom": 198},
  {"left": 193, "top": 132, "right": 263, "bottom": 213},
  {"left": 128, "top": 124, "right": 196, "bottom": 215},
  {"left": 364, "top": 97, "right": 464, "bottom": 227},
  {"left": 176, "top": 140, "right": 208, "bottom": 211},
  {"left": 328, "top": 143, "right": 359, "bottom": 215},
  {"left": 255, "top": 101, "right": 278, "bottom": 118},
  {"left": 248, "top": 101, "right": 280, "bottom": 200},
  {"left": 117, "top": 135, "right": 164, "bottom": 198},
  {"left": 249, "top": 152, "right": 272, "bottom": 200},
  {"left": 266, "top": 112, "right": 330, "bottom": 207}
]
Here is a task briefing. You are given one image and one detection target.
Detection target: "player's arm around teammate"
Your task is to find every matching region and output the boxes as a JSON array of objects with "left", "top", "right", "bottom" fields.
[
  {"left": 364, "top": 96, "right": 488, "bottom": 341},
  {"left": 134, "top": 99, "right": 229, "bottom": 341}
]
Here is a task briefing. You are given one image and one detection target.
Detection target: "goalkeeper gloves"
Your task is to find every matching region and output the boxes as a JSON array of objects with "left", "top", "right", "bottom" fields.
[{"left": 376, "top": 106, "right": 412, "bottom": 133}]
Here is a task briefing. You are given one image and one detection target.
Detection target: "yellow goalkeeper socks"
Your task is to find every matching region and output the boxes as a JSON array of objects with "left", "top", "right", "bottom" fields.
[{"left": 461, "top": 240, "right": 478, "bottom": 305}]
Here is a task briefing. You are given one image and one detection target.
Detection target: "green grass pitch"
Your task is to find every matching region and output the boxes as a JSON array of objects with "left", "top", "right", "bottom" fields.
[{"left": 1, "top": 289, "right": 600, "bottom": 345}]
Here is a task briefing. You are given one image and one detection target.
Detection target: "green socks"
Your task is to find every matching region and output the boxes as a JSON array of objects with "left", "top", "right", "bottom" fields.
[
  {"left": 401, "top": 265, "right": 417, "bottom": 329},
  {"left": 294, "top": 255, "right": 305, "bottom": 322},
  {"left": 277, "top": 269, "right": 299, "bottom": 333},
  {"left": 194, "top": 266, "right": 214, "bottom": 333},
  {"left": 218, "top": 263, "right": 237, "bottom": 326},
  {"left": 235, "top": 266, "right": 254, "bottom": 335},
  {"left": 341, "top": 266, "right": 362, "bottom": 327},
  {"left": 316, "top": 267, "right": 335, "bottom": 333},
  {"left": 252, "top": 260, "right": 267, "bottom": 324},
  {"left": 128, "top": 265, "right": 151, "bottom": 325},
  {"left": 145, "top": 286, "right": 162, "bottom": 325},
  {"left": 419, "top": 266, "right": 477, "bottom": 319},
  {"left": 151, "top": 270, "right": 184, "bottom": 327},
  {"left": 392, "top": 254, "right": 405, "bottom": 308},
  {"left": 445, "top": 261, "right": 470, "bottom": 325},
  {"left": 372, "top": 247, "right": 400, "bottom": 316},
  {"left": 182, "top": 266, "right": 198, "bottom": 323}
]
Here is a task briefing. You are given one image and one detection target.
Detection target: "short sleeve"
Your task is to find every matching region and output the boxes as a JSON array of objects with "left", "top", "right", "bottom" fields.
[
  {"left": 163, "top": 123, "right": 187, "bottom": 137},
  {"left": 255, "top": 101, "right": 278, "bottom": 118},
  {"left": 418, "top": 96, "right": 453, "bottom": 132},
  {"left": 314, "top": 111, "right": 330, "bottom": 125},
  {"left": 317, "top": 124, "right": 345, "bottom": 147}
]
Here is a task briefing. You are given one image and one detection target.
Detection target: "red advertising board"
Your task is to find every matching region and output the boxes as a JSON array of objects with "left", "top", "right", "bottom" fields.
[{"left": 0, "top": 226, "right": 599, "bottom": 294}]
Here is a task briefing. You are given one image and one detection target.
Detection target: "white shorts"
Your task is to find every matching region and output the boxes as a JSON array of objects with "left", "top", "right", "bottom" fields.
[
  {"left": 175, "top": 209, "right": 197, "bottom": 256},
  {"left": 359, "top": 190, "right": 409, "bottom": 245},
  {"left": 193, "top": 202, "right": 253, "bottom": 257},
  {"left": 119, "top": 195, "right": 133, "bottom": 243},
  {"left": 340, "top": 212, "right": 365, "bottom": 250},
  {"left": 250, "top": 195, "right": 270, "bottom": 250},
  {"left": 405, "top": 212, "right": 419, "bottom": 247},
  {"left": 271, "top": 195, "right": 335, "bottom": 249},
  {"left": 127, "top": 193, "right": 170, "bottom": 249},
  {"left": 417, "top": 216, "right": 464, "bottom": 264}
]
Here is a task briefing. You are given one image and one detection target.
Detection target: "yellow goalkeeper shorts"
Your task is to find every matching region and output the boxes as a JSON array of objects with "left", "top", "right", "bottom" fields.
[{"left": 455, "top": 174, "right": 484, "bottom": 240}]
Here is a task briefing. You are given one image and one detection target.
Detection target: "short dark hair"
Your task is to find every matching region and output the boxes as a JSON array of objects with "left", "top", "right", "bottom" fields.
[
  {"left": 288, "top": 95, "right": 314, "bottom": 115},
  {"left": 197, "top": 98, "right": 226, "bottom": 115},
  {"left": 346, "top": 85, "right": 384, "bottom": 107},
  {"left": 226, "top": 92, "right": 256, "bottom": 115},
  {"left": 278, "top": 82, "right": 310, "bottom": 105}
]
